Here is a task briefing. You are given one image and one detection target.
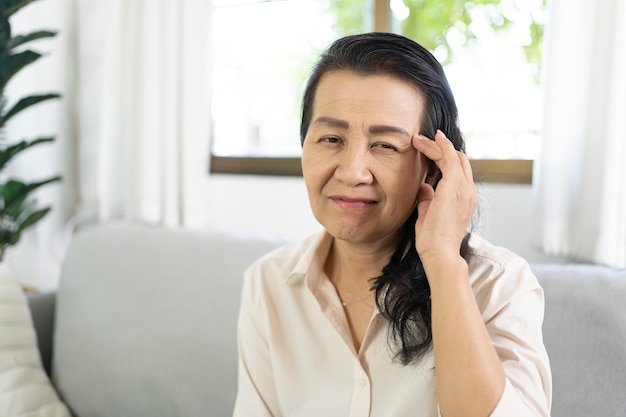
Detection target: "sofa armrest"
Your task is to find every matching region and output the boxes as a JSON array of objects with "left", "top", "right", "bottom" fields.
[
  {"left": 26, "top": 291, "right": 57, "bottom": 376},
  {"left": 533, "top": 263, "right": 626, "bottom": 417}
]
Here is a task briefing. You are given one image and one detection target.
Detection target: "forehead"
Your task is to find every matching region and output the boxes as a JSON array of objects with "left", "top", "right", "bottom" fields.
[{"left": 312, "top": 70, "right": 424, "bottom": 121}]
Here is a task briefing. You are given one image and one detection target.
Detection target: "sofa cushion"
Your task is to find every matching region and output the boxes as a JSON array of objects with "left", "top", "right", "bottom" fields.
[
  {"left": 53, "top": 223, "right": 284, "bottom": 417},
  {"left": 532, "top": 264, "right": 626, "bottom": 417},
  {"left": 0, "top": 264, "right": 71, "bottom": 417}
]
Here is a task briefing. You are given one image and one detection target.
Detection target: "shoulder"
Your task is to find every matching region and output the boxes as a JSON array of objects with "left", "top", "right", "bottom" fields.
[
  {"left": 464, "top": 234, "right": 542, "bottom": 314},
  {"left": 239, "top": 231, "right": 327, "bottom": 314},
  {"left": 247, "top": 232, "right": 322, "bottom": 274},
  {"left": 465, "top": 233, "right": 533, "bottom": 278},
  {"left": 243, "top": 231, "right": 325, "bottom": 290}
]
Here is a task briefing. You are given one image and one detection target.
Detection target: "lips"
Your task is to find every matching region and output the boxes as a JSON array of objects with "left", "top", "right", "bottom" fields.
[{"left": 329, "top": 195, "right": 378, "bottom": 209}]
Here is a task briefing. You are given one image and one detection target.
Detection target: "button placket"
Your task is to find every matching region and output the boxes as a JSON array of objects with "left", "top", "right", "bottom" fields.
[{"left": 347, "top": 361, "right": 372, "bottom": 417}]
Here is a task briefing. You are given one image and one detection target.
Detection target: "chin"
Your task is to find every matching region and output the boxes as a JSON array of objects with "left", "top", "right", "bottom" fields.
[
  {"left": 327, "top": 225, "right": 385, "bottom": 246},
  {"left": 324, "top": 221, "right": 366, "bottom": 242}
]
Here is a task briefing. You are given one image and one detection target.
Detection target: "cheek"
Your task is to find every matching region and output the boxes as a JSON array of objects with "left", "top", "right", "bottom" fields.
[
  {"left": 411, "top": 155, "right": 429, "bottom": 187},
  {"left": 302, "top": 148, "right": 330, "bottom": 195},
  {"left": 385, "top": 161, "right": 426, "bottom": 207},
  {"left": 301, "top": 143, "right": 315, "bottom": 180},
  {"left": 396, "top": 178, "right": 421, "bottom": 206}
]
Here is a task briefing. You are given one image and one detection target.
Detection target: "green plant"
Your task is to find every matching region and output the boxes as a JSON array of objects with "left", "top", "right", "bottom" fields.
[{"left": 0, "top": 0, "right": 61, "bottom": 262}]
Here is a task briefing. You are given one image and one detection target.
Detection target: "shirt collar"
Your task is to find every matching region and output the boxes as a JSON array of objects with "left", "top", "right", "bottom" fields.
[{"left": 283, "top": 231, "right": 333, "bottom": 285}]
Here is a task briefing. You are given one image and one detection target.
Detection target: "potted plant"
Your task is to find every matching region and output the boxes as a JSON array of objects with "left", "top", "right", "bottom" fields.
[{"left": 0, "top": 0, "right": 61, "bottom": 263}]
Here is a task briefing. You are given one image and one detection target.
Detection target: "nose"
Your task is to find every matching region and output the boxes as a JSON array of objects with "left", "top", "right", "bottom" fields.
[{"left": 334, "top": 143, "right": 374, "bottom": 186}]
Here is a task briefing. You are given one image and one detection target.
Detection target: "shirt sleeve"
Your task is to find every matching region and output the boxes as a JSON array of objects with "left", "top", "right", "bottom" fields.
[
  {"left": 232, "top": 267, "right": 281, "bottom": 417},
  {"left": 478, "top": 257, "right": 553, "bottom": 417}
]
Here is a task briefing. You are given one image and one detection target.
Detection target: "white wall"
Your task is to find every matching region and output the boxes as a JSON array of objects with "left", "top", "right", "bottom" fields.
[{"left": 475, "top": 183, "right": 561, "bottom": 263}]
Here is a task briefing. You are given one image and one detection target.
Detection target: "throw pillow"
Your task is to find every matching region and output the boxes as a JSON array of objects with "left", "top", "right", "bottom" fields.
[{"left": 0, "top": 264, "right": 70, "bottom": 417}]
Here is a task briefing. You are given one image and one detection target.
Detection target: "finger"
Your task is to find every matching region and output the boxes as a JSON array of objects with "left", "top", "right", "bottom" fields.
[
  {"left": 412, "top": 134, "right": 443, "bottom": 162},
  {"left": 414, "top": 130, "right": 462, "bottom": 176},
  {"left": 457, "top": 150, "right": 474, "bottom": 184},
  {"left": 433, "top": 130, "right": 462, "bottom": 169}
]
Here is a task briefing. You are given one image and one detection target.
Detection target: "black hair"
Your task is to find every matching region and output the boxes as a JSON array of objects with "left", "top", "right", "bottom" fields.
[{"left": 300, "top": 32, "right": 467, "bottom": 364}]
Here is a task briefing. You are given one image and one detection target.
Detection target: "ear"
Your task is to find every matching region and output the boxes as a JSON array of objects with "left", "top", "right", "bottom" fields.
[{"left": 425, "top": 159, "right": 441, "bottom": 186}]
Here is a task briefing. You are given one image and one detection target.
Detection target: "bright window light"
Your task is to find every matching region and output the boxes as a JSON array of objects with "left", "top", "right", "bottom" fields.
[
  {"left": 211, "top": 0, "right": 545, "bottom": 161},
  {"left": 211, "top": 0, "right": 355, "bottom": 157}
]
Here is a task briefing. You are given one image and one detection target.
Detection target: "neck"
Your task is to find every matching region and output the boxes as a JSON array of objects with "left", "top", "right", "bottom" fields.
[{"left": 325, "top": 235, "right": 400, "bottom": 289}]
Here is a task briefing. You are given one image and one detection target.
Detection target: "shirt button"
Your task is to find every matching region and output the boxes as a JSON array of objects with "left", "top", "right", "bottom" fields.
[{"left": 359, "top": 378, "right": 367, "bottom": 388}]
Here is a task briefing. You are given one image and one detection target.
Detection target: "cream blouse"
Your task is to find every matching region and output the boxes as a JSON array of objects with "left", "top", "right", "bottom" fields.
[{"left": 233, "top": 231, "right": 552, "bottom": 417}]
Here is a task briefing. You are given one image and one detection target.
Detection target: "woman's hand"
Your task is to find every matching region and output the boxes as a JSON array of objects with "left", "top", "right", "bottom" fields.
[
  {"left": 413, "top": 131, "right": 505, "bottom": 417},
  {"left": 411, "top": 130, "right": 478, "bottom": 268}
]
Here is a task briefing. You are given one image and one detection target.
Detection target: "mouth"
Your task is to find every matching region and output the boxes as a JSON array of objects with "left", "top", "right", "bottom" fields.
[{"left": 329, "top": 195, "right": 378, "bottom": 209}]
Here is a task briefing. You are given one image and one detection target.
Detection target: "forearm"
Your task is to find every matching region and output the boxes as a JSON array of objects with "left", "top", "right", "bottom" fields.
[{"left": 425, "top": 255, "right": 505, "bottom": 417}]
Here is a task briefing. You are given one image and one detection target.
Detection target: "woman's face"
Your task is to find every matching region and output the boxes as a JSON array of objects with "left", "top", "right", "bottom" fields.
[{"left": 302, "top": 70, "right": 429, "bottom": 247}]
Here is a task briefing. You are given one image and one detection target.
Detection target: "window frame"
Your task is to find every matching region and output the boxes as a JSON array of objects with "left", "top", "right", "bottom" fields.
[{"left": 209, "top": 0, "right": 534, "bottom": 184}]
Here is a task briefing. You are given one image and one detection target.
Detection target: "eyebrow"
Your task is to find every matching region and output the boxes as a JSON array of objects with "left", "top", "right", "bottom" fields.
[
  {"left": 312, "top": 116, "right": 411, "bottom": 138},
  {"left": 312, "top": 116, "right": 349, "bottom": 129},
  {"left": 369, "top": 124, "right": 411, "bottom": 138}
]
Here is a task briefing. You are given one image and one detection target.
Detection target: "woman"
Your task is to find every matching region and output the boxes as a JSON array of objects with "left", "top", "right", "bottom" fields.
[{"left": 233, "top": 32, "right": 551, "bottom": 417}]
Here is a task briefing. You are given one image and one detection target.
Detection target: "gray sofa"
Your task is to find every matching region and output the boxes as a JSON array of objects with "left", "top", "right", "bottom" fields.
[{"left": 27, "top": 223, "right": 626, "bottom": 417}]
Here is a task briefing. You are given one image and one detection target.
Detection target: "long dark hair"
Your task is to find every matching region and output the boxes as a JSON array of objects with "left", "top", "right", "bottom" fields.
[{"left": 300, "top": 32, "right": 466, "bottom": 364}]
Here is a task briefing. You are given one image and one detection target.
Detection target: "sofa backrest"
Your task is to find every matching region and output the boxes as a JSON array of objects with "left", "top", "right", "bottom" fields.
[
  {"left": 53, "top": 223, "right": 285, "bottom": 417},
  {"left": 52, "top": 224, "right": 626, "bottom": 417},
  {"left": 532, "top": 264, "right": 626, "bottom": 417}
]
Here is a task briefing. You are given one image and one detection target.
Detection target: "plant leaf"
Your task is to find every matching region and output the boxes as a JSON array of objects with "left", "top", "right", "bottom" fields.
[
  {"left": 0, "top": 179, "right": 27, "bottom": 205},
  {"left": 0, "top": 179, "right": 27, "bottom": 214},
  {"left": 9, "top": 206, "right": 51, "bottom": 245},
  {"left": 7, "top": 29, "right": 57, "bottom": 49},
  {"left": 0, "top": 96, "right": 6, "bottom": 120},
  {"left": 2, "top": 192, "right": 26, "bottom": 218},
  {"left": 0, "top": 49, "right": 41, "bottom": 95},
  {"left": 0, "top": 137, "right": 55, "bottom": 171},
  {"left": 0, "top": 230, "right": 13, "bottom": 247},
  {"left": 0, "top": 93, "right": 60, "bottom": 127},
  {"left": 0, "top": 176, "right": 61, "bottom": 216},
  {"left": 4, "top": 0, "right": 40, "bottom": 17},
  {"left": 14, "top": 196, "right": 35, "bottom": 222},
  {"left": 0, "top": 7, "right": 10, "bottom": 49}
]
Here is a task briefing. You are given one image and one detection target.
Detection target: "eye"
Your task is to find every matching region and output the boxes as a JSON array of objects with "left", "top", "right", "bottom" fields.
[
  {"left": 372, "top": 142, "right": 398, "bottom": 152},
  {"left": 321, "top": 136, "right": 343, "bottom": 145}
]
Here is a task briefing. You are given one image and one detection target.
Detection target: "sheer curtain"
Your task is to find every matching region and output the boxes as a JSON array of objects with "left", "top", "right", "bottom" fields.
[
  {"left": 74, "top": 0, "right": 211, "bottom": 228},
  {"left": 533, "top": 0, "right": 626, "bottom": 268}
]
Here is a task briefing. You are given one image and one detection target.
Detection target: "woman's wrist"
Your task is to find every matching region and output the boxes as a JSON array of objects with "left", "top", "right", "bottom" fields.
[{"left": 420, "top": 252, "right": 469, "bottom": 296}]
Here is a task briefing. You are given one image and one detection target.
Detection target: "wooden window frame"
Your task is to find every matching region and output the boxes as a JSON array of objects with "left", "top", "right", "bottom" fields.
[
  {"left": 209, "top": 0, "right": 534, "bottom": 184},
  {"left": 210, "top": 155, "right": 532, "bottom": 184}
]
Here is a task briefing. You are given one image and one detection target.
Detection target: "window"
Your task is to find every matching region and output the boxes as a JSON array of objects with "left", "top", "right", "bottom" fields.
[{"left": 210, "top": 0, "right": 546, "bottom": 183}]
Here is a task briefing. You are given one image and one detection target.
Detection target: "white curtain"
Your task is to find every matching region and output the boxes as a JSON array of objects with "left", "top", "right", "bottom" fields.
[
  {"left": 74, "top": 0, "right": 212, "bottom": 228},
  {"left": 533, "top": 0, "right": 626, "bottom": 268}
]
